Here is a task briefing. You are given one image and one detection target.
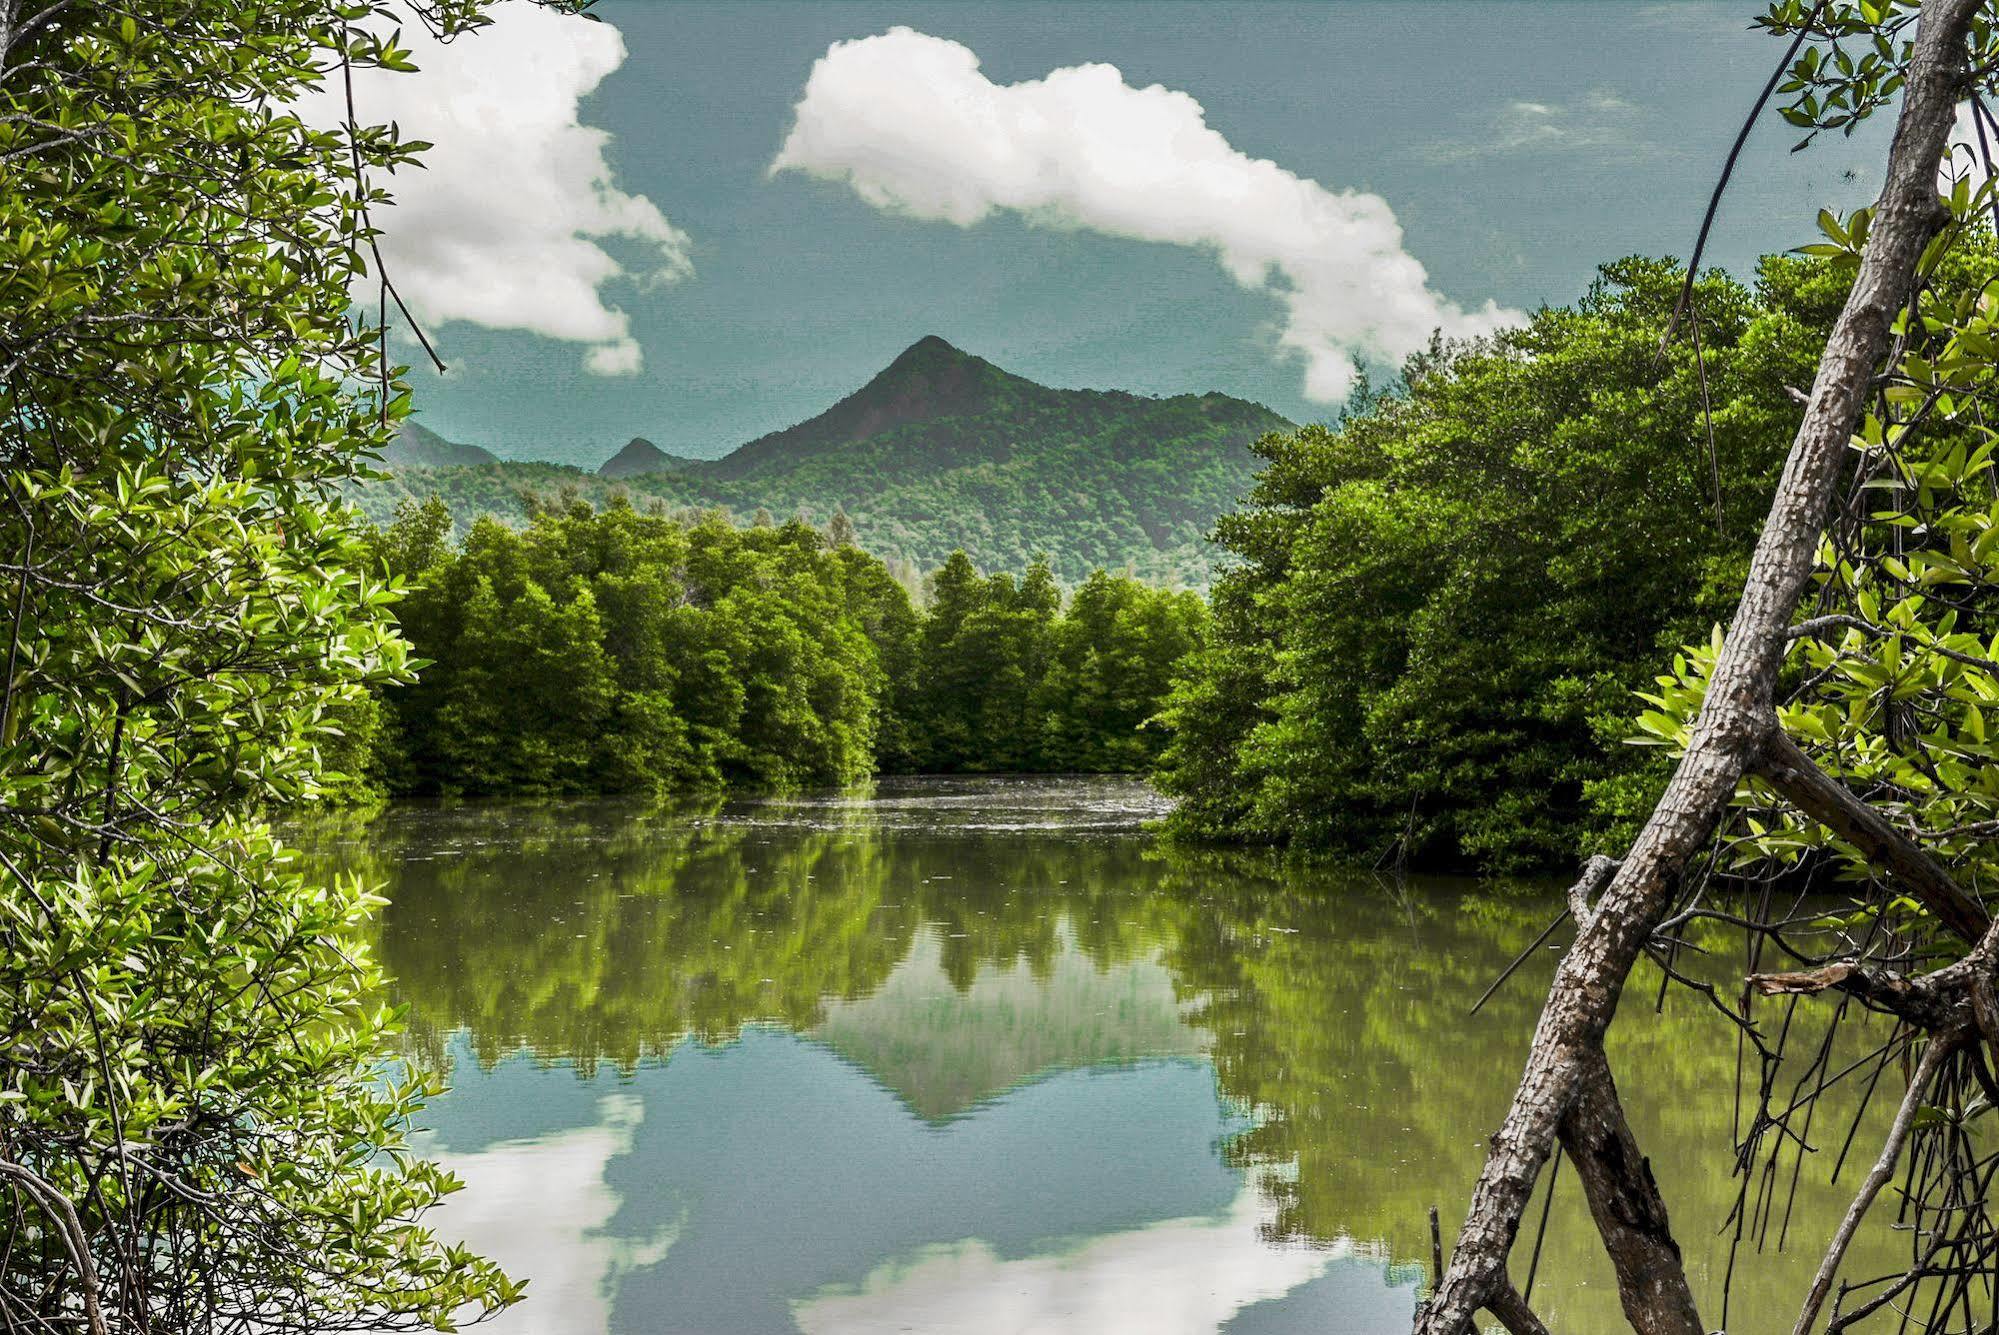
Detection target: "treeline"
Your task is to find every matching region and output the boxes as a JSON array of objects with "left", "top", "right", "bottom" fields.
[
  {"left": 1157, "top": 254, "right": 1850, "bottom": 872},
  {"left": 346, "top": 497, "right": 1205, "bottom": 796}
]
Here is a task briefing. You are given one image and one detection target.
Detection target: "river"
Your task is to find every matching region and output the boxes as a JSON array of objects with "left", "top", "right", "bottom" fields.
[{"left": 299, "top": 776, "right": 1910, "bottom": 1334}]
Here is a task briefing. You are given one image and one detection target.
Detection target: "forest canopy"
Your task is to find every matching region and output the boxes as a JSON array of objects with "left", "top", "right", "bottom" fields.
[
  {"left": 357, "top": 497, "right": 1209, "bottom": 796},
  {"left": 1155, "top": 250, "right": 1963, "bottom": 872}
]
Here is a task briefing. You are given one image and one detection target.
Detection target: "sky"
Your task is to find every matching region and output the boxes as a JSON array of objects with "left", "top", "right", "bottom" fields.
[{"left": 344, "top": 1, "right": 1901, "bottom": 468}]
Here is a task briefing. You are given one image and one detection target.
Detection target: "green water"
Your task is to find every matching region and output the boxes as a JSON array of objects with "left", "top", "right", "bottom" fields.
[{"left": 302, "top": 776, "right": 1914, "bottom": 1334}]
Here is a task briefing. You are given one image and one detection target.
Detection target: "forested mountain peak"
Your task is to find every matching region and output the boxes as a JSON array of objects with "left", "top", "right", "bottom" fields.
[
  {"left": 598, "top": 436, "right": 683, "bottom": 479},
  {"left": 357, "top": 338, "right": 1293, "bottom": 583},
  {"left": 706, "top": 334, "right": 1055, "bottom": 481},
  {"left": 885, "top": 332, "right": 973, "bottom": 374}
]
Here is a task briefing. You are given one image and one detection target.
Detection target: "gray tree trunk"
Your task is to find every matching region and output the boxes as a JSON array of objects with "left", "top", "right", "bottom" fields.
[{"left": 1413, "top": 4, "right": 1982, "bottom": 1329}]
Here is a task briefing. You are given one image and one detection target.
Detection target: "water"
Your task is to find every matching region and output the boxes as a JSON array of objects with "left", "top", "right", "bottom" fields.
[{"left": 300, "top": 776, "right": 1913, "bottom": 1334}]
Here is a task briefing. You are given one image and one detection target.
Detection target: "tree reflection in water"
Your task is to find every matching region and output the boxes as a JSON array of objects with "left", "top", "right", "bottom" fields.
[{"left": 297, "top": 778, "right": 1904, "bottom": 1334}]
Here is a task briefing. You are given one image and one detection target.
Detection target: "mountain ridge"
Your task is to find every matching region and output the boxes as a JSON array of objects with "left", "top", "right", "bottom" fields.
[
  {"left": 383, "top": 419, "right": 497, "bottom": 470},
  {"left": 359, "top": 337, "right": 1293, "bottom": 586}
]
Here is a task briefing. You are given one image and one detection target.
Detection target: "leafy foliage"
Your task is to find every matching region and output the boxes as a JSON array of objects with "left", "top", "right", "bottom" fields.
[
  {"left": 1633, "top": 209, "right": 1999, "bottom": 909},
  {"left": 0, "top": 2, "right": 539, "bottom": 1330},
  {"left": 1156, "top": 255, "right": 1866, "bottom": 871},
  {"left": 366, "top": 499, "right": 1208, "bottom": 793}
]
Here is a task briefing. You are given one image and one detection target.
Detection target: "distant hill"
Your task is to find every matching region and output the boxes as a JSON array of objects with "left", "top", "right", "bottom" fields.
[
  {"left": 598, "top": 436, "right": 685, "bottom": 480},
  {"left": 710, "top": 334, "right": 1074, "bottom": 482},
  {"left": 380, "top": 420, "right": 496, "bottom": 470},
  {"left": 356, "top": 337, "right": 1293, "bottom": 585}
]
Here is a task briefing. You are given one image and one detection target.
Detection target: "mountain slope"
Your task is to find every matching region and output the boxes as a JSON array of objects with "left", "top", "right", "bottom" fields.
[
  {"left": 598, "top": 436, "right": 684, "bottom": 479},
  {"left": 358, "top": 337, "right": 1292, "bottom": 585},
  {"left": 710, "top": 334, "right": 1088, "bottom": 482},
  {"left": 381, "top": 419, "right": 496, "bottom": 469}
]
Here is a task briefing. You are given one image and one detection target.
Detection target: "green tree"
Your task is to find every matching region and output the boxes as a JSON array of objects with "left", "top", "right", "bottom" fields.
[
  {"left": 0, "top": 3, "right": 538, "bottom": 1330},
  {"left": 1159, "top": 257, "right": 1858, "bottom": 871},
  {"left": 381, "top": 503, "right": 897, "bottom": 794},
  {"left": 835, "top": 546, "right": 922, "bottom": 771},
  {"left": 896, "top": 550, "right": 1202, "bottom": 774},
  {"left": 1039, "top": 572, "right": 1207, "bottom": 772},
  {"left": 909, "top": 551, "right": 986, "bottom": 767},
  {"left": 375, "top": 517, "right": 1203, "bottom": 789},
  {"left": 1419, "top": 10, "right": 1999, "bottom": 1329}
]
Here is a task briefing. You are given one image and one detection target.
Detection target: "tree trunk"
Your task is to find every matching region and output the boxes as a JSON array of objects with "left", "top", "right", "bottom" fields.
[
  {"left": 1559, "top": 1051, "right": 1703, "bottom": 1335},
  {"left": 1413, "top": 5, "right": 1979, "bottom": 1329}
]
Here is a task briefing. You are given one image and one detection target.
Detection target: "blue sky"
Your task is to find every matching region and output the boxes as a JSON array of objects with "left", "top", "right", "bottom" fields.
[{"left": 364, "top": 1, "right": 1892, "bottom": 467}]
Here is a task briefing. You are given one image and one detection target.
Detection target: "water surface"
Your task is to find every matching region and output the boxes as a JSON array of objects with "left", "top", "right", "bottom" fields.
[{"left": 304, "top": 777, "right": 1909, "bottom": 1334}]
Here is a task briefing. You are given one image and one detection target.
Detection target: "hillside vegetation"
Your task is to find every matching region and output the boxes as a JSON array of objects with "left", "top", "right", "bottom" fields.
[{"left": 358, "top": 336, "right": 1291, "bottom": 585}]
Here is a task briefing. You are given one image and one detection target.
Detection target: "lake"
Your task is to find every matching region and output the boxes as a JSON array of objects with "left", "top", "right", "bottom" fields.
[{"left": 300, "top": 776, "right": 1907, "bottom": 1334}]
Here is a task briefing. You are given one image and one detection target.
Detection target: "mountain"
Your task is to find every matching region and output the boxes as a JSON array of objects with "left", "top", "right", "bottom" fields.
[
  {"left": 712, "top": 334, "right": 1064, "bottom": 482},
  {"left": 381, "top": 419, "right": 497, "bottom": 469},
  {"left": 598, "top": 436, "right": 683, "bottom": 480},
  {"left": 357, "top": 337, "right": 1293, "bottom": 586}
]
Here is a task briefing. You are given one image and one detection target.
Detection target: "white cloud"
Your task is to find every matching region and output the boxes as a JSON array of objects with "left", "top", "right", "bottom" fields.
[
  {"left": 411, "top": 1093, "right": 677, "bottom": 1335},
  {"left": 770, "top": 28, "right": 1515, "bottom": 402},
  {"left": 300, "top": 3, "right": 690, "bottom": 376},
  {"left": 1421, "top": 89, "right": 1650, "bottom": 164},
  {"left": 584, "top": 339, "right": 645, "bottom": 377},
  {"left": 791, "top": 1185, "right": 1338, "bottom": 1335}
]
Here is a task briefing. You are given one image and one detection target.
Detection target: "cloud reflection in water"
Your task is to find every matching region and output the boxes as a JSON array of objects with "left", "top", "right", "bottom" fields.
[{"left": 792, "top": 1186, "right": 1334, "bottom": 1335}]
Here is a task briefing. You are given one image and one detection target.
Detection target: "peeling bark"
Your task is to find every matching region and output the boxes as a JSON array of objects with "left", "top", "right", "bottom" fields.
[{"left": 1749, "top": 959, "right": 1964, "bottom": 1029}]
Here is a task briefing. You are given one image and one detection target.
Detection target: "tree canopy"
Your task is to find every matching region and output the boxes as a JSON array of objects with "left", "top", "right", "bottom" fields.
[
  {"left": 1157, "top": 253, "right": 1872, "bottom": 871},
  {"left": 0, "top": 3, "right": 548, "bottom": 1329},
  {"left": 1418, "top": 4, "right": 1999, "bottom": 1330},
  {"left": 363, "top": 498, "right": 1209, "bottom": 795}
]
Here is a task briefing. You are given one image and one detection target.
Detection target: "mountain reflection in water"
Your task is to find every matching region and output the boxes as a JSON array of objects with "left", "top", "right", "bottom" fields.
[{"left": 296, "top": 776, "right": 1907, "bottom": 1334}]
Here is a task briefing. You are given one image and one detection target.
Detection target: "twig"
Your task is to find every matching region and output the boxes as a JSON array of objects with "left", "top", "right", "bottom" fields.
[
  {"left": 1790, "top": 1034, "right": 1958, "bottom": 1335},
  {"left": 1659, "top": 0, "right": 1828, "bottom": 351}
]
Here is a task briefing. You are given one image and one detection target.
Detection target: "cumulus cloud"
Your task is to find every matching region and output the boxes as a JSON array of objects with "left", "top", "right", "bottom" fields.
[
  {"left": 584, "top": 339, "right": 646, "bottom": 377},
  {"left": 298, "top": 3, "right": 690, "bottom": 376},
  {"left": 770, "top": 28, "right": 1515, "bottom": 402}
]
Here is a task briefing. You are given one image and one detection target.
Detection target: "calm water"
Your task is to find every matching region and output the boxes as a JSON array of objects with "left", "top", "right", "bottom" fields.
[{"left": 301, "top": 777, "right": 1913, "bottom": 1334}]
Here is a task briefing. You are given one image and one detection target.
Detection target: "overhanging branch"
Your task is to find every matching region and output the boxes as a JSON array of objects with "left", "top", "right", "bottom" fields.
[{"left": 1754, "top": 728, "right": 1990, "bottom": 945}]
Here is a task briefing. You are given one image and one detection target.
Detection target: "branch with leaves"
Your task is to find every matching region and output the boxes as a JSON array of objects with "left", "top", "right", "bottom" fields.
[
  {"left": 1417, "top": 2, "right": 1999, "bottom": 1332},
  {"left": 0, "top": 2, "right": 586, "bottom": 1330}
]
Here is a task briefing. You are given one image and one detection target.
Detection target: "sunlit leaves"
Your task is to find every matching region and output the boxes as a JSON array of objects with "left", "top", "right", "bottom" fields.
[
  {"left": 1634, "top": 227, "right": 1999, "bottom": 900},
  {"left": 0, "top": 2, "right": 544, "bottom": 1330}
]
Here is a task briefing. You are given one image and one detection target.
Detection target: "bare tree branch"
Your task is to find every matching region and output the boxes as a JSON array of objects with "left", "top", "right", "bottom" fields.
[{"left": 1790, "top": 1033, "right": 1959, "bottom": 1335}]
